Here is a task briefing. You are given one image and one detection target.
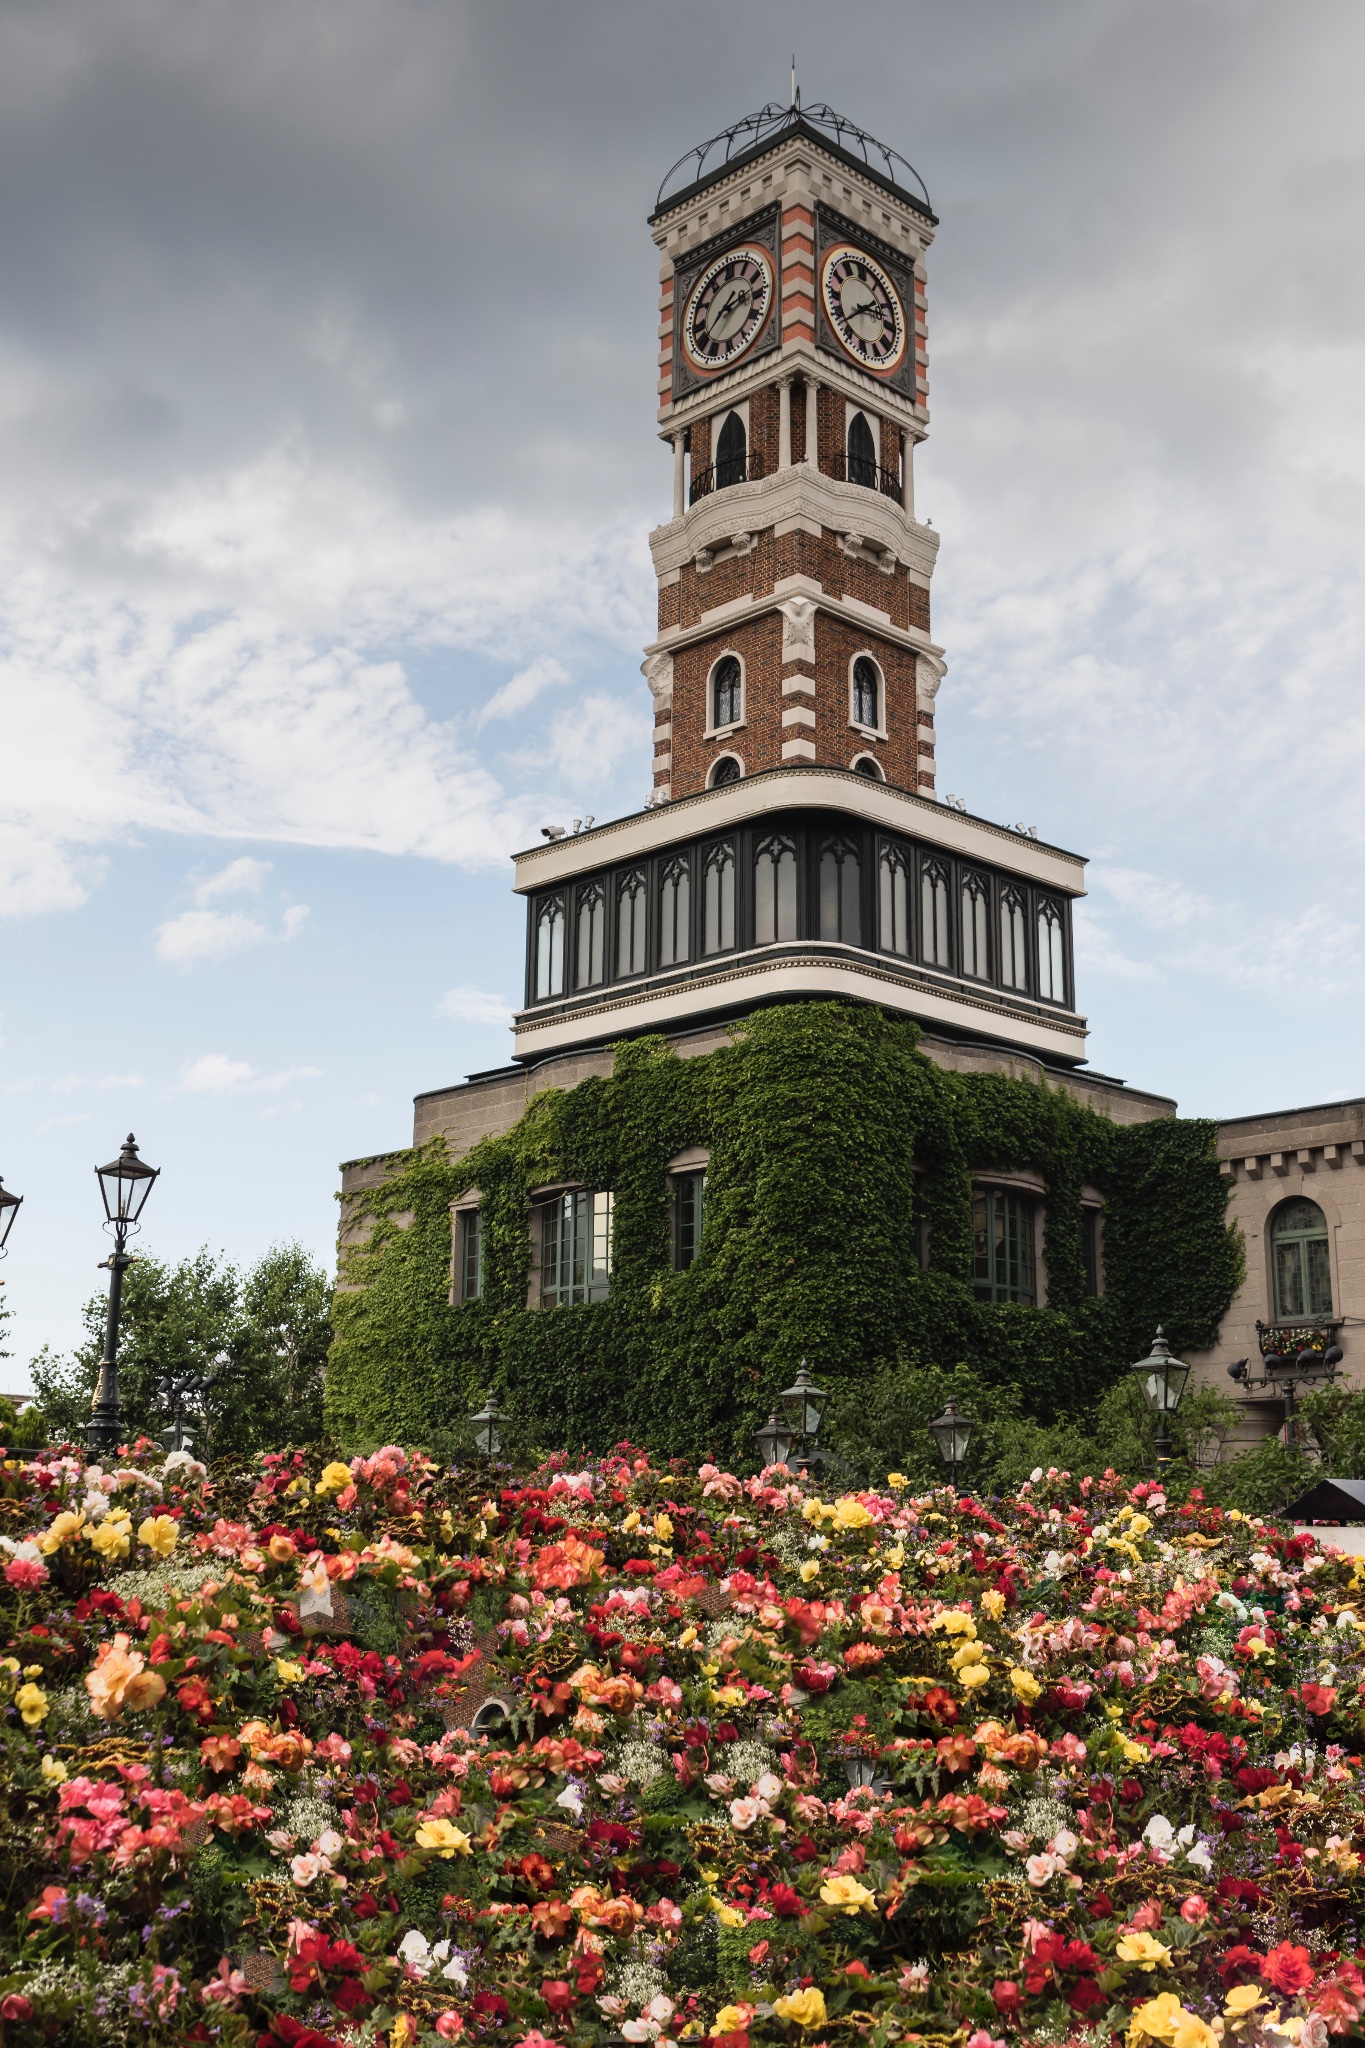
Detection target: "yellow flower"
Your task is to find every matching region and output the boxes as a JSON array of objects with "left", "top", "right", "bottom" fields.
[
  {"left": 415, "top": 1817, "right": 471, "bottom": 1858},
  {"left": 980, "top": 1588, "right": 1006, "bottom": 1620},
  {"left": 1126, "top": 1994, "right": 1218, "bottom": 2048},
  {"left": 799, "top": 1560, "right": 820, "bottom": 1583},
  {"left": 314, "top": 1461, "right": 353, "bottom": 1495},
  {"left": 1117, "top": 1931, "right": 1173, "bottom": 1970},
  {"left": 1120, "top": 1737, "right": 1151, "bottom": 1765},
  {"left": 654, "top": 1512, "right": 674, "bottom": 1541},
  {"left": 39, "top": 1510, "right": 85, "bottom": 1554},
  {"left": 713, "top": 1902, "right": 746, "bottom": 1928},
  {"left": 887, "top": 1472, "right": 908, "bottom": 1490},
  {"left": 1129, "top": 1514, "right": 1152, "bottom": 1537},
  {"left": 15, "top": 1682, "right": 48, "bottom": 1726},
  {"left": 949, "top": 1639, "right": 984, "bottom": 1670},
  {"left": 712, "top": 2010, "right": 751, "bottom": 2037},
  {"left": 934, "top": 1610, "right": 976, "bottom": 1638},
  {"left": 274, "top": 1660, "right": 306, "bottom": 1686},
  {"left": 138, "top": 1514, "right": 178, "bottom": 1558},
  {"left": 678, "top": 1626, "right": 698, "bottom": 1649},
  {"left": 802, "top": 1498, "right": 830, "bottom": 1524},
  {"left": 957, "top": 1660, "right": 991, "bottom": 1689},
  {"left": 773, "top": 1989, "right": 827, "bottom": 2029},
  {"left": 883, "top": 1542, "right": 905, "bottom": 1568},
  {"left": 88, "top": 1520, "right": 130, "bottom": 1562},
  {"left": 819, "top": 1872, "right": 876, "bottom": 1914},
  {"left": 833, "top": 1497, "right": 873, "bottom": 1530},
  {"left": 1010, "top": 1666, "right": 1042, "bottom": 1703},
  {"left": 40, "top": 1755, "right": 67, "bottom": 1785},
  {"left": 1223, "top": 1987, "right": 1267, "bottom": 2017},
  {"left": 1242, "top": 1635, "right": 1273, "bottom": 1660},
  {"left": 621, "top": 1509, "right": 641, "bottom": 1533}
]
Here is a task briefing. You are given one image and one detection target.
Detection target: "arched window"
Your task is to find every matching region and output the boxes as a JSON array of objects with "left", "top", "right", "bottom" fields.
[
  {"left": 575, "top": 881, "right": 605, "bottom": 989},
  {"left": 754, "top": 835, "right": 798, "bottom": 944},
  {"left": 853, "top": 754, "right": 883, "bottom": 779},
  {"left": 1037, "top": 900, "right": 1066, "bottom": 1002},
  {"left": 617, "top": 870, "right": 646, "bottom": 978},
  {"left": 820, "top": 837, "right": 861, "bottom": 943},
  {"left": 852, "top": 655, "right": 880, "bottom": 729},
  {"left": 879, "top": 845, "right": 909, "bottom": 956},
  {"left": 702, "top": 842, "right": 735, "bottom": 954},
  {"left": 921, "top": 859, "right": 950, "bottom": 968},
  {"left": 712, "top": 655, "right": 742, "bottom": 729},
  {"left": 847, "top": 411, "right": 877, "bottom": 488},
  {"left": 535, "top": 894, "right": 565, "bottom": 999},
  {"left": 715, "top": 411, "right": 747, "bottom": 489},
  {"left": 961, "top": 873, "right": 989, "bottom": 980},
  {"left": 658, "top": 856, "right": 690, "bottom": 967},
  {"left": 999, "top": 887, "right": 1028, "bottom": 990},
  {"left": 1270, "top": 1199, "right": 1333, "bottom": 1320},
  {"left": 709, "top": 754, "right": 742, "bottom": 787}
]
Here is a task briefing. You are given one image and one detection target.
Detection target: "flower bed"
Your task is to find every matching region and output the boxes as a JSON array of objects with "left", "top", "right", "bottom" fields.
[{"left": 1, "top": 1442, "right": 1364, "bottom": 2048}]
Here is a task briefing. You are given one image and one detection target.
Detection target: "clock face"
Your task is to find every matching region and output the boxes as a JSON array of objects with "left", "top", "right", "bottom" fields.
[
  {"left": 682, "top": 246, "right": 774, "bottom": 372},
  {"left": 820, "top": 244, "right": 907, "bottom": 371}
]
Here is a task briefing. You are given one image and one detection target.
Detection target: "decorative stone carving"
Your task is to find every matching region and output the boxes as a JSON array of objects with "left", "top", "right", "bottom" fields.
[
  {"left": 778, "top": 596, "right": 817, "bottom": 664},
  {"left": 694, "top": 547, "right": 714, "bottom": 573},
  {"left": 641, "top": 652, "right": 674, "bottom": 708},
  {"left": 728, "top": 531, "right": 756, "bottom": 557},
  {"left": 916, "top": 653, "right": 946, "bottom": 705},
  {"left": 877, "top": 549, "right": 898, "bottom": 575}
]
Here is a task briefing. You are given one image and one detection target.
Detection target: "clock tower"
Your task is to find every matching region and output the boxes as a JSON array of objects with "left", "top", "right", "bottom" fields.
[
  {"left": 645, "top": 95, "right": 940, "bottom": 800},
  {"left": 506, "top": 98, "right": 1091, "bottom": 1076}
]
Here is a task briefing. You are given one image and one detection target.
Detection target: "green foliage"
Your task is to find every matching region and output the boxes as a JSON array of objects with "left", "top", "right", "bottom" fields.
[
  {"left": 328, "top": 1004, "right": 1241, "bottom": 1466},
  {"left": 30, "top": 1242, "right": 331, "bottom": 1453}
]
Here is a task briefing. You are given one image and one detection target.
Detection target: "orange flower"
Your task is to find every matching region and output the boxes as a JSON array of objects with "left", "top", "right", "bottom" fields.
[
  {"left": 84, "top": 1634, "right": 168, "bottom": 1720},
  {"left": 531, "top": 1899, "right": 573, "bottom": 1939}
]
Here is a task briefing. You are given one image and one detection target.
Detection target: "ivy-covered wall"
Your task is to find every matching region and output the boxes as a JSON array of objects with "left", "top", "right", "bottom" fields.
[{"left": 327, "top": 1003, "right": 1243, "bottom": 1462}]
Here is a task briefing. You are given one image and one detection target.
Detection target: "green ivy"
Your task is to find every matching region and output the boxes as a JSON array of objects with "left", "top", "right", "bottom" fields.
[{"left": 326, "top": 1003, "right": 1243, "bottom": 1462}]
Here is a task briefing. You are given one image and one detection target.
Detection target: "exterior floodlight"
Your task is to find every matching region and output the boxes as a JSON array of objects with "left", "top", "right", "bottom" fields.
[
  {"left": 754, "top": 1410, "right": 794, "bottom": 1469},
  {"left": 927, "top": 1399, "right": 975, "bottom": 1486},
  {"left": 469, "top": 1390, "right": 509, "bottom": 1458},
  {"left": 779, "top": 1361, "right": 829, "bottom": 1444},
  {"left": 1130, "top": 1326, "right": 1190, "bottom": 1463},
  {"left": 0, "top": 1176, "right": 21, "bottom": 1258}
]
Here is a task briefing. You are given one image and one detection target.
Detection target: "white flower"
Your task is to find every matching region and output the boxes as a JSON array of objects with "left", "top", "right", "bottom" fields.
[
  {"left": 315, "top": 1829, "right": 345, "bottom": 1858},
  {"left": 290, "top": 1853, "right": 324, "bottom": 1885},
  {"left": 1186, "top": 1839, "right": 1214, "bottom": 1873},
  {"left": 162, "top": 1450, "right": 207, "bottom": 1479},
  {"left": 729, "top": 1796, "right": 765, "bottom": 1831},
  {"left": 399, "top": 1930, "right": 433, "bottom": 1976},
  {"left": 1025, "top": 1852, "right": 1062, "bottom": 1887},
  {"left": 754, "top": 1773, "right": 783, "bottom": 1803},
  {"left": 555, "top": 1781, "right": 584, "bottom": 1817},
  {"left": 267, "top": 1829, "right": 297, "bottom": 1853},
  {"left": 1051, "top": 1829, "right": 1079, "bottom": 1860}
]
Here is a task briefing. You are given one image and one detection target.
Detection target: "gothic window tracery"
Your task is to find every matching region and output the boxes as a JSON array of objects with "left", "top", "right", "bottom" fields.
[
  {"left": 702, "top": 842, "right": 735, "bottom": 955},
  {"left": 576, "top": 881, "right": 606, "bottom": 989},
  {"left": 658, "top": 856, "right": 690, "bottom": 967},
  {"left": 754, "top": 835, "right": 798, "bottom": 944},
  {"left": 617, "top": 870, "right": 647, "bottom": 978},
  {"left": 535, "top": 895, "right": 565, "bottom": 999},
  {"left": 999, "top": 887, "right": 1028, "bottom": 991},
  {"left": 878, "top": 844, "right": 909, "bottom": 956},
  {"left": 1037, "top": 900, "right": 1066, "bottom": 1002},
  {"left": 961, "top": 872, "right": 989, "bottom": 980},
  {"left": 921, "top": 859, "right": 950, "bottom": 968},
  {"left": 819, "top": 837, "right": 861, "bottom": 944}
]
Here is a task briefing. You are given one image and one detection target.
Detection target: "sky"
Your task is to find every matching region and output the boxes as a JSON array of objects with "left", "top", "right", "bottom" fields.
[{"left": 2, "top": 0, "right": 1364, "bottom": 1379}]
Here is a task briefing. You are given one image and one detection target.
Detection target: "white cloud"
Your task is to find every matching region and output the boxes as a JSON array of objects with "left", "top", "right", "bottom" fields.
[
  {"left": 476, "top": 657, "right": 570, "bottom": 729},
  {"left": 194, "top": 856, "right": 272, "bottom": 904},
  {"left": 437, "top": 985, "right": 512, "bottom": 1026},
  {"left": 156, "top": 908, "right": 268, "bottom": 965},
  {"left": 178, "top": 1052, "right": 321, "bottom": 1094}
]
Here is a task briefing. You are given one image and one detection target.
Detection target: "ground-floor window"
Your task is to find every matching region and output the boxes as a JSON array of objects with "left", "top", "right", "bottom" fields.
[
  {"left": 541, "top": 1191, "right": 613, "bottom": 1307},
  {"left": 972, "top": 1188, "right": 1037, "bottom": 1304}
]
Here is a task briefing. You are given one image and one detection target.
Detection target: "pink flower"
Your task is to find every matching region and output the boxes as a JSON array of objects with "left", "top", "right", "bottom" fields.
[
  {"left": 729, "top": 1796, "right": 765, "bottom": 1831},
  {"left": 200, "top": 1957, "right": 250, "bottom": 2006},
  {"left": 4, "top": 1555, "right": 47, "bottom": 1588},
  {"left": 1181, "top": 1896, "right": 1208, "bottom": 1924},
  {"left": 290, "top": 1853, "right": 324, "bottom": 1886}
]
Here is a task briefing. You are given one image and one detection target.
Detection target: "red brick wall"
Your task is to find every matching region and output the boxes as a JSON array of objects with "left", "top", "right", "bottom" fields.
[
  {"left": 690, "top": 415, "right": 712, "bottom": 473},
  {"left": 668, "top": 612, "right": 786, "bottom": 794},
  {"left": 879, "top": 414, "right": 901, "bottom": 483},
  {"left": 790, "top": 379, "right": 808, "bottom": 465},
  {"left": 749, "top": 383, "right": 780, "bottom": 478},
  {"left": 817, "top": 386, "right": 843, "bottom": 474}
]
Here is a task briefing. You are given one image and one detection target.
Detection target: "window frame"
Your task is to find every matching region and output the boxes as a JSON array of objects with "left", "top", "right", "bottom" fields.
[
  {"left": 1037, "top": 897, "right": 1068, "bottom": 1006},
  {"left": 701, "top": 837, "right": 737, "bottom": 956},
  {"left": 919, "top": 853, "right": 952, "bottom": 970},
  {"left": 574, "top": 879, "right": 607, "bottom": 991},
  {"left": 1268, "top": 1197, "right": 1334, "bottom": 1322},
  {"left": 960, "top": 869, "right": 991, "bottom": 982},
  {"left": 705, "top": 651, "right": 746, "bottom": 738},
  {"left": 971, "top": 1185, "right": 1039, "bottom": 1305},
  {"left": 657, "top": 851, "right": 693, "bottom": 969},
  {"left": 532, "top": 892, "right": 566, "bottom": 1002},
  {"left": 616, "top": 868, "right": 648, "bottom": 980},
  {"left": 818, "top": 833, "right": 863, "bottom": 945},
  {"left": 539, "top": 1189, "right": 614, "bottom": 1309},
  {"left": 878, "top": 839, "right": 911, "bottom": 958},
  {"left": 672, "top": 1169, "right": 707, "bottom": 1271},
  {"left": 848, "top": 652, "right": 888, "bottom": 739}
]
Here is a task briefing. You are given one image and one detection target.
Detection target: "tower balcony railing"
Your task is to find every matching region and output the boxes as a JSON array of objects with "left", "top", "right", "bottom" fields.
[
  {"left": 829, "top": 452, "right": 904, "bottom": 499},
  {"left": 689, "top": 451, "right": 770, "bottom": 505}
]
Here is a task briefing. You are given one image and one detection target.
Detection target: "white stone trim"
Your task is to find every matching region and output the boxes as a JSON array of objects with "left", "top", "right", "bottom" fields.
[
  {"left": 649, "top": 458, "right": 938, "bottom": 579},
  {"left": 666, "top": 1146, "right": 711, "bottom": 1173},
  {"left": 850, "top": 752, "right": 884, "bottom": 779},
  {"left": 782, "top": 675, "right": 816, "bottom": 697},
  {"left": 646, "top": 575, "right": 945, "bottom": 668},
  {"left": 708, "top": 752, "right": 746, "bottom": 786},
  {"left": 781, "top": 735, "right": 817, "bottom": 760},
  {"left": 782, "top": 705, "right": 816, "bottom": 728},
  {"left": 848, "top": 650, "right": 889, "bottom": 739},
  {"left": 513, "top": 765, "right": 1087, "bottom": 894},
  {"left": 513, "top": 952, "right": 1087, "bottom": 1066}
]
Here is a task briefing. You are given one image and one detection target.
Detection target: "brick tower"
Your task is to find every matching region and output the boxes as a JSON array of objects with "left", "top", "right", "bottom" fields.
[
  {"left": 506, "top": 98, "right": 1090, "bottom": 1075},
  {"left": 644, "top": 95, "right": 942, "bottom": 802}
]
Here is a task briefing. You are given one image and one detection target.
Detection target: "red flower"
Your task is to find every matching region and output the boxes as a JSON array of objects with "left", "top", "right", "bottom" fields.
[
  {"left": 1262, "top": 1942, "right": 1315, "bottom": 1995},
  {"left": 257, "top": 2020, "right": 343, "bottom": 2048},
  {"left": 763, "top": 1882, "right": 808, "bottom": 1917},
  {"left": 1219, "top": 1945, "right": 1264, "bottom": 1987},
  {"left": 1300, "top": 1683, "right": 1338, "bottom": 1716},
  {"left": 333, "top": 1978, "right": 371, "bottom": 2014},
  {"left": 541, "top": 1981, "right": 576, "bottom": 2016},
  {"left": 992, "top": 1981, "right": 1022, "bottom": 2016},
  {"left": 1067, "top": 1978, "right": 1106, "bottom": 2014},
  {"left": 471, "top": 1993, "right": 510, "bottom": 2021},
  {"left": 0, "top": 1996, "right": 34, "bottom": 2022}
]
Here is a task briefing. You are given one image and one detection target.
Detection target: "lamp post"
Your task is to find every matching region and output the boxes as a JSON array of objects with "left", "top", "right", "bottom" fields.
[
  {"left": 1227, "top": 1331, "right": 1343, "bottom": 1451},
  {"left": 469, "top": 1389, "right": 510, "bottom": 1458},
  {"left": 754, "top": 1409, "right": 794, "bottom": 1470},
  {"left": 87, "top": 1135, "right": 159, "bottom": 1456},
  {"left": 774, "top": 1359, "right": 830, "bottom": 1472},
  {"left": 0, "top": 1174, "right": 22, "bottom": 1261},
  {"left": 1130, "top": 1326, "right": 1190, "bottom": 1466},
  {"left": 927, "top": 1399, "right": 975, "bottom": 1489}
]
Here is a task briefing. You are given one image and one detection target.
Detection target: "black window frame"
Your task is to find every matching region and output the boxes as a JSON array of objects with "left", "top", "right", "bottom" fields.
[
  {"left": 673, "top": 1170, "right": 706, "bottom": 1271},
  {"left": 711, "top": 654, "right": 743, "bottom": 730},
  {"left": 540, "top": 1190, "right": 614, "bottom": 1308},
  {"left": 458, "top": 1208, "right": 483, "bottom": 1302},
  {"left": 972, "top": 1187, "right": 1038, "bottom": 1305}
]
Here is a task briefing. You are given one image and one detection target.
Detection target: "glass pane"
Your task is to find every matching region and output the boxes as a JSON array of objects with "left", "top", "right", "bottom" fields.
[
  {"left": 703, "top": 847, "right": 735, "bottom": 954},
  {"left": 1274, "top": 1241, "right": 1305, "bottom": 1320},
  {"left": 853, "top": 656, "right": 879, "bottom": 726},
  {"left": 536, "top": 900, "right": 565, "bottom": 999},
  {"left": 462, "top": 1211, "right": 482, "bottom": 1301},
  {"left": 618, "top": 875, "right": 646, "bottom": 977},
  {"left": 660, "top": 862, "right": 690, "bottom": 966},
  {"left": 577, "top": 889, "right": 604, "bottom": 988},
  {"left": 1306, "top": 1237, "right": 1333, "bottom": 1316},
  {"left": 1038, "top": 906, "right": 1065, "bottom": 1002},
  {"left": 962, "top": 879, "right": 987, "bottom": 978},
  {"left": 922, "top": 866, "right": 950, "bottom": 968},
  {"left": 879, "top": 850, "right": 908, "bottom": 956}
]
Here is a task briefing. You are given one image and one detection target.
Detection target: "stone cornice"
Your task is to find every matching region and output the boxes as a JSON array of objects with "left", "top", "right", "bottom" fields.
[
  {"left": 511, "top": 764, "right": 1085, "bottom": 894},
  {"left": 649, "top": 461, "right": 938, "bottom": 579},
  {"left": 643, "top": 574, "right": 946, "bottom": 666}
]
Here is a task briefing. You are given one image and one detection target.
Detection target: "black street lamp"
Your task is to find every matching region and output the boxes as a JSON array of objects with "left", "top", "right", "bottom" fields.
[
  {"left": 87, "top": 1135, "right": 159, "bottom": 1455},
  {"left": 469, "top": 1389, "right": 510, "bottom": 1458},
  {"left": 1130, "top": 1326, "right": 1190, "bottom": 1465},
  {"left": 927, "top": 1399, "right": 975, "bottom": 1488},
  {"left": 1227, "top": 1330, "right": 1343, "bottom": 1451},
  {"left": 779, "top": 1361, "right": 830, "bottom": 1449},
  {"left": 754, "top": 1410, "right": 794, "bottom": 1470},
  {"left": 0, "top": 1175, "right": 22, "bottom": 1260}
]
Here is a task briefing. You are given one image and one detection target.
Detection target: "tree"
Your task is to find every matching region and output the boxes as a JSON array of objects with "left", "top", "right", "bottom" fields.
[{"left": 29, "top": 1243, "right": 330, "bottom": 1454}]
